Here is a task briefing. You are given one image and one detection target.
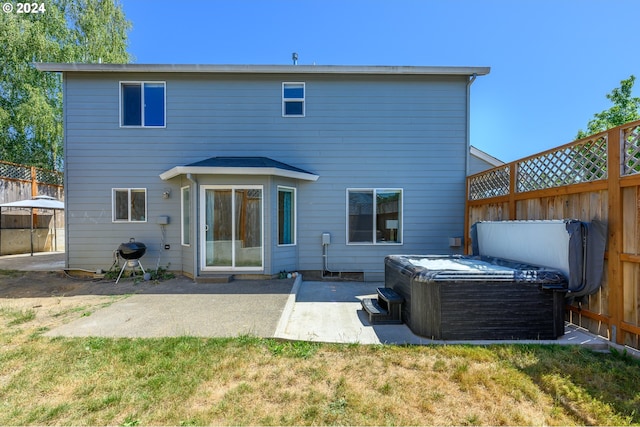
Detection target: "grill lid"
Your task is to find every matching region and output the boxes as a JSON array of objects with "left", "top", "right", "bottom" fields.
[{"left": 118, "top": 239, "right": 146, "bottom": 260}]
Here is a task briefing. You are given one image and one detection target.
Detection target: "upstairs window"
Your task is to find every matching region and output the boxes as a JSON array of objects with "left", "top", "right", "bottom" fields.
[
  {"left": 113, "top": 188, "right": 147, "bottom": 222},
  {"left": 282, "top": 82, "right": 305, "bottom": 116},
  {"left": 120, "top": 82, "right": 166, "bottom": 127}
]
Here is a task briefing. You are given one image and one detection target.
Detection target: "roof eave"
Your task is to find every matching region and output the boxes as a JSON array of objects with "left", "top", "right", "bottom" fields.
[
  {"left": 470, "top": 146, "right": 505, "bottom": 167},
  {"left": 34, "top": 62, "right": 490, "bottom": 76},
  {"left": 160, "top": 166, "right": 319, "bottom": 182}
]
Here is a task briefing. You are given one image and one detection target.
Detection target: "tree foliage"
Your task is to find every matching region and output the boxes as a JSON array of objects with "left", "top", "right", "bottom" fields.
[
  {"left": 576, "top": 75, "right": 640, "bottom": 140},
  {"left": 0, "top": 0, "right": 131, "bottom": 171}
]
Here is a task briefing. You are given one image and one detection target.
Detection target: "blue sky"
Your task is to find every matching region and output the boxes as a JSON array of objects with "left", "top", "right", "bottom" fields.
[{"left": 121, "top": 0, "right": 640, "bottom": 163}]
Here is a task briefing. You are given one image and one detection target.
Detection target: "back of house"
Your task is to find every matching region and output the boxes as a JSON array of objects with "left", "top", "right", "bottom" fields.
[{"left": 36, "top": 63, "right": 489, "bottom": 281}]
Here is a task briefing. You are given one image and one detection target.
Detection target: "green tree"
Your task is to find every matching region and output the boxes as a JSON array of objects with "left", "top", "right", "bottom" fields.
[
  {"left": 576, "top": 75, "right": 640, "bottom": 140},
  {"left": 0, "top": 0, "right": 131, "bottom": 171}
]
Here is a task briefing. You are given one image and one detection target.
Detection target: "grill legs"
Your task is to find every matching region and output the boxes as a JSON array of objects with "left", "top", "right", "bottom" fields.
[{"left": 116, "top": 259, "right": 146, "bottom": 284}]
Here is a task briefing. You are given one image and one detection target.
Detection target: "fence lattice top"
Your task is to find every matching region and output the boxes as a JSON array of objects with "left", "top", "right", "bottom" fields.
[
  {"left": 468, "top": 166, "right": 510, "bottom": 200},
  {"left": 517, "top": 136, "right": 608, "bottom": 192},
  {"left": 0, "top": 161, "right": 63, "bottom": 186},
  {"left": 468, "top": 121, "right": 640, "bottom": 200},
  {"left": 624, "top": 124, "right": 640, "bottom": 175}
]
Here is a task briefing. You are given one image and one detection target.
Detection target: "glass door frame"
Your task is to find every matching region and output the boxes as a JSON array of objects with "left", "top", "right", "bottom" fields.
[{"left": 199, "top": 185, "right": 264, "bottom": 272}]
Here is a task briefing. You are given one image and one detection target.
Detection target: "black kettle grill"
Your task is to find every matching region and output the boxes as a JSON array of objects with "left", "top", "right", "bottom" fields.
[
  {"left": 116, "top": 239, "right": 147, "bottom": 283},
  {"left": 118, "top": 240, "right": 147, "bottom": 260}
]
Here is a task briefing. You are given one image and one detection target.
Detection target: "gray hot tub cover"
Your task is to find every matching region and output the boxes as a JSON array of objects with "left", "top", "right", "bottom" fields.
[
  {"left": 470, "top": 219, "right": 607, "bottom": 296},
  {"left": 387, "top": 254, "right": 567, "bottom": 288}
]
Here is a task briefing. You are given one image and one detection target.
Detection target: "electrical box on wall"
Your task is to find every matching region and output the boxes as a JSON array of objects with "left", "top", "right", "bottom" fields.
[
  {"left": 322, "top": 233, "right": 331, "bottom": 245},
  {"left": 449, "top": 237, "right": 462, "bottom": 247},
  {"left": 157, "top": 215, "right": 170, "bottom": 225}
]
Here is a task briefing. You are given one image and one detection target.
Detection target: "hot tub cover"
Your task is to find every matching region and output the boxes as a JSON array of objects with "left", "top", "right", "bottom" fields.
[
  {"left": 470, "top": 219, "right": 607, "bottom": 296},
  {"left": 387, "top": 254, "right": 567, "bottom": 288}
]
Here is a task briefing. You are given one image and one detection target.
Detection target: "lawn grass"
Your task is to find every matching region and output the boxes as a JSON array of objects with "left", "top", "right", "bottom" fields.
[
  {"left": 1, "top": 330, "right": 639, "bottom": 426},
  {"left": 0, "top": 307, "right": 36, "bottom": 326}
]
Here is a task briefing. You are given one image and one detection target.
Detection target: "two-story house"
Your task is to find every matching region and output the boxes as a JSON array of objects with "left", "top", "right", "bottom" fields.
[{"left": 36, "top": 63, "right": 490, "bottom": 281}]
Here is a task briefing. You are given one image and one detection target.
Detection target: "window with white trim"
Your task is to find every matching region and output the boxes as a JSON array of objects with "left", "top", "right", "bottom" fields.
[
  {"left": 112, "top": 188, "right": 147, "bottom": 222},
  {"left": 181, "top": 186, "right": 191, "bottom": 245},
  {"left": 347, "top": 189, "right": 402, "bottom": 244},
  {"left": 277, "top": 186, "right": 296, "bottom": 245},
  {"left": 120, "top": 81, "right": 166, "bottom": 127},
  {"left": 282, "top": 82, "right": 305, "bottom": 116}
]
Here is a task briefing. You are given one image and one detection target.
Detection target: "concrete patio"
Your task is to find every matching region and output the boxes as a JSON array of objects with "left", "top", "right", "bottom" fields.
[{"left": 0, "top": 251, "right": 628, "bottom": 353}]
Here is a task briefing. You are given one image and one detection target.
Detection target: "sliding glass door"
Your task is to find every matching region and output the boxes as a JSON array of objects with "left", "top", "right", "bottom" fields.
[{"left": 202, "top": 186, "right": 263, "bottom": 270}]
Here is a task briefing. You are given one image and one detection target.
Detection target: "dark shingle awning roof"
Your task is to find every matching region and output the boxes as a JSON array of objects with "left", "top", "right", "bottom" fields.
[{"left": 160, "top": 156, "right": 319, "bottom": 181}]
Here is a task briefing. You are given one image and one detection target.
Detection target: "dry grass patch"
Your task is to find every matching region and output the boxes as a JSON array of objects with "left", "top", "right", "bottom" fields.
[
  {"left": 1, "top": 328, "right": 639, "bottom": 425},
  {"left": 1, "top": 293, "right": 639, "bottom": 426}
]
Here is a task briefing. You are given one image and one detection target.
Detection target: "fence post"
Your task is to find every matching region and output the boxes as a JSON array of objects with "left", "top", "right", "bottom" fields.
[
  {"left": 607, "top": 127, "right": 623, "bottom": 344},
  {"left": 30, "top": 166, "right": 38, "bottom": 229},
  {"left": 464, "top": 176, "right": 470, "bottom": 255},
  {"left": 508, "top": 162, "right": 517, "bottom": 219}
]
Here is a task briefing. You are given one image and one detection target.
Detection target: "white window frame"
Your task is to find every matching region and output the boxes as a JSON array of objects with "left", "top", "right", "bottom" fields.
[
  {"left": 346, "top": 188, "right": 403, "bottom": 245},
  {"left": 119, "top": 81, "right": 166, "bottom": 128},
  {"left": 282, "top": 82, "right": 305, "bottom": 117},
  {"left": 181, "top": 186, "right": 191, "bottom": 246},
  {"left": 277, "top": 186, "right": 297, "bottom": 246},
  {"left": 112, "top": 188, "right": 147, "bottom": 223}
]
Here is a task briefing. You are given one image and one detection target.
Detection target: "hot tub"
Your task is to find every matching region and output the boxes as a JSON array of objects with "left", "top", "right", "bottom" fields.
[
  {"left": 385, "top": 254, "right": 568, "bottom": 340},
  {"left": 384, "top": 219, "right": 607, "bottom": 340}
]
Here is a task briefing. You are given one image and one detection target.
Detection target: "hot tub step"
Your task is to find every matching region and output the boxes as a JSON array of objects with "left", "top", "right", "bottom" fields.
[{"left": 361, "top": 298, "right": 403, "bottom": 325}]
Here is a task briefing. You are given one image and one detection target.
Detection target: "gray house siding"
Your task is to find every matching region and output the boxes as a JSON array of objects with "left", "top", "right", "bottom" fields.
[
  {"left": 468, "top": 155, "right": 493, "bottom": 175},
  {"left": 468, "top": 146, "right": 504, "bottom": 175},
  {"left": 60, "top": 68, "right": 478, "bottom": 279}
]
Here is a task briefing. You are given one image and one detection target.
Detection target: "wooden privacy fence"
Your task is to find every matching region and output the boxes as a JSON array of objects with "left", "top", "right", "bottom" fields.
[
  {"left": 466, "top": 120, "right": 640, "bottom": 350},
  {"left": 0, "top": 160, "right": 63, "bottom": 203}
]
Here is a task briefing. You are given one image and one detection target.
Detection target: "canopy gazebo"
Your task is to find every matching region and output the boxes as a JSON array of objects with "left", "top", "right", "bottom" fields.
[{"left": 0, "top": 195, "right": 64, "bottom": 256}]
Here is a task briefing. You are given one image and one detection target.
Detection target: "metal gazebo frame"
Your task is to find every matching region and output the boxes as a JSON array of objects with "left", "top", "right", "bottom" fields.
[{"left": 0, "top": 195, "right": 64, "bottom": 256}]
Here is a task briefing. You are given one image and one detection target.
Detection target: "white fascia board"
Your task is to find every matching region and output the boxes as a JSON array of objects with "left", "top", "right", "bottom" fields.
[
  {"left": 160, "top": 166, "right": 319, "bottom": 182},
  {"left": 470, "top": 146, "right": 504, "bottom": 167},
  {"left": 34, "top": 62, "right": 490, "bottom": 77}
]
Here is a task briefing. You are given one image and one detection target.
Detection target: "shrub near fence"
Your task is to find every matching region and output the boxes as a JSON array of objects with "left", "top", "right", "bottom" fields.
[
  {"left": 0, "top": 160, "right": 64, "bottom": 254},
  {"left": 466, "top": 120, "right": 640, "bottom": 350}
]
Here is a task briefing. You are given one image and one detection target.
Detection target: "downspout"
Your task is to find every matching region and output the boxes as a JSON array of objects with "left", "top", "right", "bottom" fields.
[
  {"left": 465, "top": 73, "right": 477, "bottom": 177},
  {"left": 186, "top": 173, "right": 198, "bottom": 277},
  {"left": 464, "top": 73, "right": 477, "bottom": 255},
  {"left": 62, "top": 73, "right": 70, "bottom": 269}
]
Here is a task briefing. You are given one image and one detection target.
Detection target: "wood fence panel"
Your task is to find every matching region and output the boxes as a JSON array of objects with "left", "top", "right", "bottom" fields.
[
  {"left": 622, "top": 263, "right": 639, "bottom": 348},
  {"left": 623, "top": 187, "right": 639, "bottom": 254},
  {"left": 621, "top": 185, "right": 640, "bottom": 348}
]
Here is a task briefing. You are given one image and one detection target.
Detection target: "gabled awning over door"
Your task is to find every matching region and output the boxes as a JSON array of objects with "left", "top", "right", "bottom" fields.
[{"left": 160, "top": 156, "right": 319, "bottom": 181}]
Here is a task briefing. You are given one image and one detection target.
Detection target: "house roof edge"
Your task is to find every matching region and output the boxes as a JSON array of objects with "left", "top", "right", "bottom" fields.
[
  {"left": 34, "top": 62, "right": 490, "bottom": 76},
  {"left": 470, "top": 146, "right": 505, "bottom": 167},
  {"left": 160, "top": 166, "right": 319, "bottom": 182}
]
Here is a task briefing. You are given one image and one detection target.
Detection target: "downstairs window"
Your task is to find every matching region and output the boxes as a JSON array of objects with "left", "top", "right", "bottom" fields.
[
  {"left": 347, "top": 189, "right": 402, "bottom": 244},
  {"left": 112, "top": 188, "right": 147, "bottom": 222}
]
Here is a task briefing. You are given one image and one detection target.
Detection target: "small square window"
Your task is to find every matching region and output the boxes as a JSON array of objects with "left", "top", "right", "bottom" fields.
[
  {"left": 112, "top": 188, "right": 147, "bottom": 222},
  {"left": 282, "top": 82, "right": 305, "bottom": 117},
  {"left": 120, "top": 82, "right": 165, "bottom": 127}
]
